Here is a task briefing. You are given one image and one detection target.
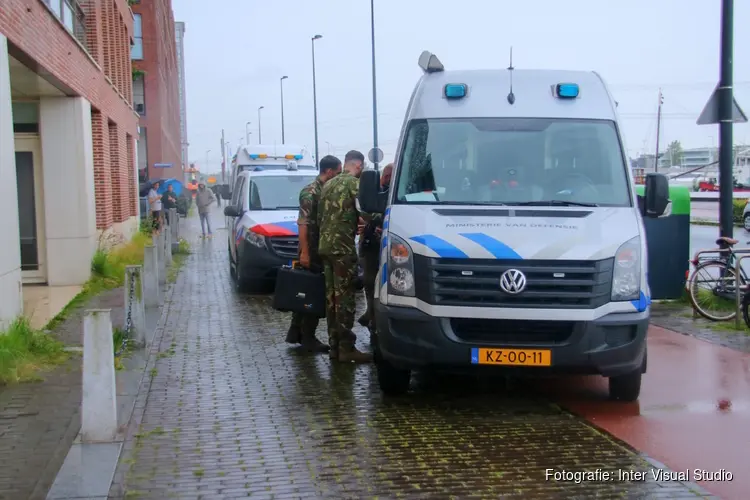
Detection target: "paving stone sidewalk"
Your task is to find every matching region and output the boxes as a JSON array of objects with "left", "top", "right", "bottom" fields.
[
  {"left": 0, "top": 287, "right": 124, "bottom": 500},
  {"left": 109, "top": 207, "right": 708, "bottom": 499}
]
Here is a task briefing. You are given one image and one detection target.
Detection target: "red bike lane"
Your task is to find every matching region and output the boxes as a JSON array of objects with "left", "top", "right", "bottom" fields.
[{"left": 546, "top": 325, "right": 749, "bottom": 499}]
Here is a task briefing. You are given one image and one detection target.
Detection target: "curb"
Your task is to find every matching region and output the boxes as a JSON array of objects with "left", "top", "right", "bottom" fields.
[{"left": 106, "top": 263, "right": 179, "bottom": 499}]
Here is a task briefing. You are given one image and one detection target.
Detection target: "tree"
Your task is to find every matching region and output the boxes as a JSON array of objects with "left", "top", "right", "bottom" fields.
[{"left": 666, "top": 140, "right": 684, "bottom": 167}]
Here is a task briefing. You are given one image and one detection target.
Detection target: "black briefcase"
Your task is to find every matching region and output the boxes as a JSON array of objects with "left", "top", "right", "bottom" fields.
[{"left": 273, "top": 265, "right": 326, "bottom": 318}]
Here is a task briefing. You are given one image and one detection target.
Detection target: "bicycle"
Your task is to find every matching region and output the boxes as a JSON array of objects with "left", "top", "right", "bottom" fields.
[{"left": 688, "top": 236, "right": 750, "bottom": 321}]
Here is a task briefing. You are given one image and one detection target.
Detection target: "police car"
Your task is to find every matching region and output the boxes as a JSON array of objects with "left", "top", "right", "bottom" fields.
[
  {"left": 223, "top": 146, "right": 366, "bottom": 292},
  {"left": 223, "top": 151, "right": 317, "bottom": 292}
]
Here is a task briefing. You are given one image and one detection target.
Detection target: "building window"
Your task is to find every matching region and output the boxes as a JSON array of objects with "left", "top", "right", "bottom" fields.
[
  {"left": 45, "top": 1, "right": 87, "bottom": 48},
  {"left": 131, "top": 14, "right": 143, "bottom": 60},
  {"left": 11, "top": 102, "right": 40, "bottom": 134},
  {"left": 133, "top": 73, "right": 145, "bottom": 115},
  {"left": 137, "top": 127, "right": 148, "bottom": 172}
]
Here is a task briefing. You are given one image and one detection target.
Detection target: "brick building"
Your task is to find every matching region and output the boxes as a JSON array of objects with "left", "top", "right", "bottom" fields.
[
  {"left": 0, "top": 0, "right": 139, "bottom": 326},
  {"left": 131, "top": 0, "right": 182, "bottom": 182}
]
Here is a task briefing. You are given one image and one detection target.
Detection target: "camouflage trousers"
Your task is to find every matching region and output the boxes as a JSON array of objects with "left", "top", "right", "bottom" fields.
[
  {"left": 361, "top": 250, "right": 379, "bottom": 333},
  {"left": 322, "top": 254, "right": 358, "bottom": 352}
]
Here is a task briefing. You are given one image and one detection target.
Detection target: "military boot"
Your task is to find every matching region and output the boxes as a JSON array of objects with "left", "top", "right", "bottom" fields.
[
  {"left": 285, "top": 325, "right": 302, "bottom": 344},
  {"left": 338, "top": 342, "right": 373, "bottom": 364},
  {"left": 357, "top": 313, "right": 370, "bottom": 327},
  {"left": 300, "top": 330, "right": 330, "bottom": 353}
]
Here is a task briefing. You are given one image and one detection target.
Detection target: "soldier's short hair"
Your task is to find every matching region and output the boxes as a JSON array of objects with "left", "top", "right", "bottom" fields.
[
  {"left": 319, "top": 155, "right": 341, "bottom": 174},
  {"left": 344, "top": 150, "right": 365, "bottom": 165}
]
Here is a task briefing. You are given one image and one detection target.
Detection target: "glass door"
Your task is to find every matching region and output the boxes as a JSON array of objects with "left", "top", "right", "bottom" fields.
[{"left": 14, "top": 136, "right": 46, "bottom": 283}]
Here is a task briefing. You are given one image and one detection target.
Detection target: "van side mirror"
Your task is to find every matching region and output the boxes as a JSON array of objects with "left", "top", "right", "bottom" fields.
[
  {"left": 223, "top": 205, "right": 241, "bottom": 217},
  {"left": 642, "top": 173, "right": 669, "bottom": 217},
  {"left": 358, "top": 169, "right": 384, "bottom": 213},
  {"left": 220, "top": 184, "right": 231, "bottom": 200}
]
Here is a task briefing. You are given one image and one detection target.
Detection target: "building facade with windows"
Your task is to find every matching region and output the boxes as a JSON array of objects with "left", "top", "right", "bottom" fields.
[
  {"left": 175, "top": 21, "right": 188, "bottom": 174},
  {"left": 0, "top": 0, "right": 140, "bottom": 326},
  {"left": 131, "top": 0, "right": 182, "bottom": 182}
]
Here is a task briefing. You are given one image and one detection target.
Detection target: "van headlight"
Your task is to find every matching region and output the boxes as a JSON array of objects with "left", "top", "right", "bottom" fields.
[
  {"left": 245, "top": 231, "right": 266, "bottom": 248},
  {"left": 388, "top": 234, "right": 415, "bottom": 297},
  {"left": 611, "top": 236, "right": 641, "bottom": 301}
]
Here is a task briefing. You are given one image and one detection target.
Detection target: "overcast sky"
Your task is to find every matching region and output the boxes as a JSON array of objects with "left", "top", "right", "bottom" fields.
[{"left": 173, "top": 0, "right": 750, "bottom": 172}]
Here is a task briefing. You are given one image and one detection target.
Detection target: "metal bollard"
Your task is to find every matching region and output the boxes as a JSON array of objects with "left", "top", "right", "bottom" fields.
[
  {"left": 143, "top": 245, "right": 161, "bottom": 307},
  {"left": 170, "top": 207, "right": 178, "bottom": 241},
  {"left": 125, "top": 265, "right": 146, "bottom": 346},
  {"left": 154, "top": 233, "right": 166, "bottom": 286},
  {"left": 165, "top": 226, "right": 173, "bottom": 267},
  {"left": 81, "top": 309, "right": 118, "bottom": 442}
]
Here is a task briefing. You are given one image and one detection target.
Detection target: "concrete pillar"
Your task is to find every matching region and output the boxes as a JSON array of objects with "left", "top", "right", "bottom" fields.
[
  {"left": 82, "top": 309, "right": 117, "bottom": 442},
  {"left": 0, "top": 35, "right": 23, "bottom": 328},
  {"left": 124, "top": 265, "right": 146, "bottom": 346},
  {"left": 170, "top": 207, "right": 178, "bottom": 240},
  {"left": 39, "top": 96, "right": 96, "bottom": 286},
  {"left": 143, "top": 245, "right": 160, "bottom": 307}
]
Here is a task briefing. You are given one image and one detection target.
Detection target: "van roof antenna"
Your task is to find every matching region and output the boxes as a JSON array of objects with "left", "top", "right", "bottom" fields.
[{"left": 507, "top": 46, "right": 515, "bottom": 105}]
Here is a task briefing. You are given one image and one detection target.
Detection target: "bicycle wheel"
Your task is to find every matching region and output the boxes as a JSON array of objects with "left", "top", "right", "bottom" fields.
[{"left": 688, "top": 260, "right": 741, "bottom": 321}]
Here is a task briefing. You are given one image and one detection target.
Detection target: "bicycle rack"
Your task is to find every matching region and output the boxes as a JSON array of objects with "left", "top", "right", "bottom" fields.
[{"left": 687, "top": 246, "right": 750, "bottom": 324}]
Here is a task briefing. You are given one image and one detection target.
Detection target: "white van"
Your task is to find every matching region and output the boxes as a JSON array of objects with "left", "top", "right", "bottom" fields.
[{"left": 358, "top": 51, "right": 670, "bottom": 401}]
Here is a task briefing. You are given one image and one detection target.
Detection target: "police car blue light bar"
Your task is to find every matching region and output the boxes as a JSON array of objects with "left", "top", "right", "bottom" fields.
[
  {"left": 444, "top": 84, "right": 467, "bottom": 99},
  {"left": 294, "top": 154, "right": 303, "bottom": 160},
  {"left": 249, "top": 154, "right": 259, "bottom": 159},
  {"left": 556, "top": 83, "right": 579, "bottom": 98}
]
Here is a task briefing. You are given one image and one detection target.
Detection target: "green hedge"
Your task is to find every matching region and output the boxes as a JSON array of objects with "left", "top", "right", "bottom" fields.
[{"left": 732, "top": 199, "right": 746, "bottom": 223}]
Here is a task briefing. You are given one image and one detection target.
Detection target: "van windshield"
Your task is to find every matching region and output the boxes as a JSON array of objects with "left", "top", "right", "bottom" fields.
[
  {"left": 247, "top": 175, "right": 316, "bottom": 210},
  {"left": 394, "top": 118, "right": 631, "bottom": 207}
]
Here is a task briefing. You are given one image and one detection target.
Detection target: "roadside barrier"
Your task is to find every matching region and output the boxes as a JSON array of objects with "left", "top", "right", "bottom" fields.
[{"left": 81, "top": 309, "right": 118, "bottom": 442}]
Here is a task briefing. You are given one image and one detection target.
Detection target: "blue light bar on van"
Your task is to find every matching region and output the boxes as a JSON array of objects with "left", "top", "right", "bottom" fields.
[
  {"left": 556, "top": 83, "right": 579, "bottom": 99},
  {"left": 249, "top": 154, "right": 259, "bottom": 159},
  {"left": 444, "top": 84, "right": 467, "bottom": 99},
  {"left": 294, "top": 154, "right": 303, "bottom": 160}
]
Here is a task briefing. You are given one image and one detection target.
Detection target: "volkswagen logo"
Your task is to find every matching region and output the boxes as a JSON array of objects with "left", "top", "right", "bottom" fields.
[{"left": 499, "top": 269, "right": 527, "bottom": 294}]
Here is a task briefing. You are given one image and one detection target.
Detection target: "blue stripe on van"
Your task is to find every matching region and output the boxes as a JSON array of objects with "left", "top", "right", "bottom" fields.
[
  {"left": 409, "top": 235, "right": 468, "bottom": 258},
  {"left": 381, "top": 262, "right": 388, "bottom": 285},
  {"left": 631, "top": 291, "right": 651, "bottom": 312},
  {"left": 459, "top": 233, "right": 523, "bottom": 259}
]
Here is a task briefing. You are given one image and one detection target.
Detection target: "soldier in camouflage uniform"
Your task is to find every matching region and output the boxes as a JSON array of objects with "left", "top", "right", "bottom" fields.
[
  {"left": 357, "top": 163, "right": 393, "bottom": 342},
  {"left": 318, "top": 150, "right": 372, "bottom": 363},
  {"left": 285, "top": 156, "right": 342, "bottom": 352}
]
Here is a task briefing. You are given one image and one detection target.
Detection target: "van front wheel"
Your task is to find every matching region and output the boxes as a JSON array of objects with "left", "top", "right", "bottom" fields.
[
  {"left": 376, "top": 355, "right": 411, "bottom": 396},
  {"left": 608, "top": 370, "right": 642, "bottom": 402}
]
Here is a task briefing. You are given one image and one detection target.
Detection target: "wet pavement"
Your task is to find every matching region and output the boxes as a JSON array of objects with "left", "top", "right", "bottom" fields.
[
  {"left": 547, "top": 325, "right": 750, "bottom": 500},
  {"left": 109, "top": 208, "right": 714, "bottom": 499}
]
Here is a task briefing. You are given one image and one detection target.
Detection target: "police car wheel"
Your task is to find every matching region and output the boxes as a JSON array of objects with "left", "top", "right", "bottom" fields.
[
  {"left": 228, "top": 247, "right": 237, "bottom": 280},
  {"left": 376, "top": 357, "right": 411, "bottom": 396}
]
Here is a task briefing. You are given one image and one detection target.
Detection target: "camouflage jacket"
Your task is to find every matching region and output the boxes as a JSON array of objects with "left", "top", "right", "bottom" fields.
[
  {"left": 318, "top": 171, "right": 359, "bottom": 257},
  {"left": 297, "top": 176, "right": 325, "bottom": 259}
]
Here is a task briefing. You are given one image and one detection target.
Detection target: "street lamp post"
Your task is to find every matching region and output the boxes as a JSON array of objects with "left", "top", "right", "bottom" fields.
[
  {"left": 205, "top": 149, "right": 211, "bottom": 175},
  {"left": 280, "top": 76, "right": 288, "bottom": 144},
  {"left": 257, "top": 106, "right": 264, "bottom": 144},
  {"left": 245, "top": 122, "right": 251, "bottom": 144},
  {"left": 369, "top": 0, "right": 379, "bottom": 170},
  {"left": 311, "top": 34, "right": 322, "bottom": 168}
]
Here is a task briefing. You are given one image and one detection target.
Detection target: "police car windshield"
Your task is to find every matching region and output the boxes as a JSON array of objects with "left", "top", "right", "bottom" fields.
[
  {"left": 394, "top": 118, "right": 631, "bottom": 207},
  {"left": 247, "top": 175, "right": 316, "bottom": 210}
]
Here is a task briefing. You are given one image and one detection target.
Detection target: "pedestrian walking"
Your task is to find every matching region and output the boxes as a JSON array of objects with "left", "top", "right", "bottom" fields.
[
  {"left": 148, "top": 181, "right": 162, "bottom": 234},
  {"left": 161, "top": 183, "right": 177, "bottom": 226},
  {"left": 358, "top": 163, "right": 393, "bottom": 343},
  {"left": 286, "top": 155, "right": 342, "bottom": 352},
  {"left": 318, "top": 150, "right": 372, "bottom": 363},
  {"left": 195, "top": 182, "right": 216, "bottom": 238}
]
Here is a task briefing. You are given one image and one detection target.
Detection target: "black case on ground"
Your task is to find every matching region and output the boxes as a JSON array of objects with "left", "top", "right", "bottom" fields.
[{"left": 273, "top": 266, "right": 326, "bottom": 318}]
